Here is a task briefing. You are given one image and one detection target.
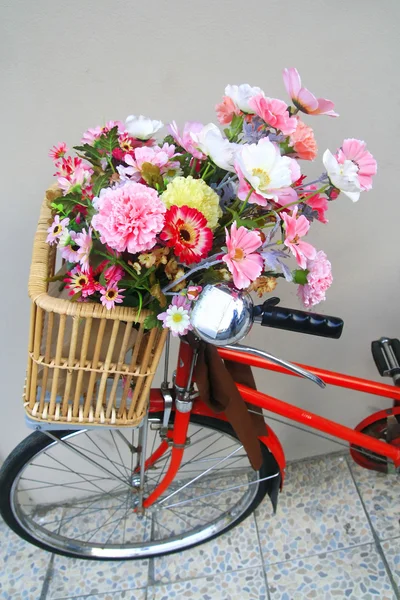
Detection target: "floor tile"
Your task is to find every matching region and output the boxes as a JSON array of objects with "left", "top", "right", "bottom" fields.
[
  {"left": 46, "top": 554, "right": 149, "bottom": 599},
  {"left": 348, "top": 459, "right": 400, "bottom": 540},
  {"left": 0, "top": 520, "right": 51, "bottom": 600},
  {"left": 267, "top": 543, "right": 395, "bottom": 600},
  {"left": 382, "top": 537, "right": 400, "bottom": 588},
  {"left": 153, "top": 513, "right": 262, "bottom": 584},
  {"left": 61, "top": 590, "right": 147, "bottom": 600},
  {"left": 255, "top": 455, "right": 373, "bottom": 565},
  {"left": 148, "top": 567, "right": 267, "bottom": 599}
]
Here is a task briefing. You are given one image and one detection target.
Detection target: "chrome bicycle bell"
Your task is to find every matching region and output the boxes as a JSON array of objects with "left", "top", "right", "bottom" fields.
[{"left": 190, "top": 283, "right": 254, "bottom": 346}]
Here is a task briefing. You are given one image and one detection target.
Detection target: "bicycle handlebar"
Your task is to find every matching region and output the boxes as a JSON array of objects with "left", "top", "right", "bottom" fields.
[{"left": 254, "top": 302, "right": 344, "bottom": 339}]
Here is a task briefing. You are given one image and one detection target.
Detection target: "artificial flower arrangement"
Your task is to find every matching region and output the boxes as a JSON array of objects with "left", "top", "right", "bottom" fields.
[{"left": 46, "top": 67, "right": 377, "bottom": 338}]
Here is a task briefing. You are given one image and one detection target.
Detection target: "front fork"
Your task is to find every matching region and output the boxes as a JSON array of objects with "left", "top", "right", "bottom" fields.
[{"left": 141, "top": 340, "right": 198, "bottom": 509}]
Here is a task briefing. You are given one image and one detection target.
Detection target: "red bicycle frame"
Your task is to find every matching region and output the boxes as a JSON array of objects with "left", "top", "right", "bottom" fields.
[{"left": 142, "top": 339, "right": 400, "bottom": 508}]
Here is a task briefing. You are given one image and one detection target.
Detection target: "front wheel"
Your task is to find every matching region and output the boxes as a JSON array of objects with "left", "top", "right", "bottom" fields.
[{"left": 0, "top": 414, "right": 280, "bottom": 560}]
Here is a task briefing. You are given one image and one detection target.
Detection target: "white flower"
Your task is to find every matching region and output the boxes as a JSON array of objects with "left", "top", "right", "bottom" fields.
[
  {"left": 191, "top": 123, "right": 239, "bottom": 172},
  {"left": 235, "top": 137, "right": 299, "bottom": 201},
  {"left": 322, "top": 149, "right": 361, "bottom": 202},
  {"left": 225, "top": 84, "right": 265, "bottom": 113},
  {"left": 164, "top": 305, "right": 191, "bottom": 336},
  {"left": 125, "top": 115, "right": 164, "bottom": 140}
]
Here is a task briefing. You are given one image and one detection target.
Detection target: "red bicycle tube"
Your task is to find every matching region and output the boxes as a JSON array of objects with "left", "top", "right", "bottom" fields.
[
  {"left": 237, "top": 384, "right": 400, "bottom": 467},
  {"left": 219, "top": 347, "right": 400, "bottom": 402},
  {"left": 175, "top": 340, "right": 194, "bottom": 388},
  {"left": 143, "top": 408, "right": 191, "bottom": 508}
]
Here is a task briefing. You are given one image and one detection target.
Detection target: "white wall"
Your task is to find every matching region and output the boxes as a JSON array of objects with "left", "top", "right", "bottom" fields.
[{"left": 1, "top": 0, "right": 399, "bottom": 463}]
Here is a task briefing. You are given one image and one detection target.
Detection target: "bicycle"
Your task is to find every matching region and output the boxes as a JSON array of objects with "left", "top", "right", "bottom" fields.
[{"left": 1, "top": 283, "right": 400, "bottom": 561}]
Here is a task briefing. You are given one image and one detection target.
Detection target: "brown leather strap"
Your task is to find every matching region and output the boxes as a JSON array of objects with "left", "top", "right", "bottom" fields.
[{"left": 193, "top": 341, "right": 267, "bottom": 470}]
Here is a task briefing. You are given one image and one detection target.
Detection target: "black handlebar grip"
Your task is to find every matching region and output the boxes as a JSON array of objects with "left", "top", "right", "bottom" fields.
[{"left": 261, "top": 306, "right": 344, "bottom": 339}]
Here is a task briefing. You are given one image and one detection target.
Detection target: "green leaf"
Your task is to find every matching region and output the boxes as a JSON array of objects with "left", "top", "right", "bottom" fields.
[
  {"left": 51, "top": 202, "right": 64, "bottom": 212},
  {"left": 92, "top": 173, "right": 110, "bottom": 197},
  {"left": 97, "top": 126, "right": 119, "bottom": 154},
  {"left": 73, "top": 144, "right": 102, "bottom": 163},
  {"left": 292, "top": 269, "right": 309, "bottom": 285},
  {"left": 143, "top": 313, "right": 162, "bottom": 330},
  {"left": 99, "top": 271, "right": 107, "bottom": 287}
]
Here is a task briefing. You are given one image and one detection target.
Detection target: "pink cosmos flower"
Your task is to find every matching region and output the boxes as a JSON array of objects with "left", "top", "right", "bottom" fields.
[
  {"left": 118, "top": 143, "right": 180, "bottom": 181},
  {"left": 248, "top": 95, "right": 297, "bottom": 135},
  {"left": 58, "top": 166, "right": 93, "bottom": 195},
  {"left": 74, "top": 227, "right": 93, "bottom": 273},
  {"left": 100, "top": 283, "right": 125, "bottom": 309},
  {"left": 281, "top": 206, "right": 316, "bottom": 269},
  {"left": 157, "top": 295, "right": 192, "bottom": 337},
  {"left": 222, "top": 222, "right": 263, "bottom": 289},
  {"left": 288, "top": 119, "right": 318, "bottom": 161},
  {"left": 81, "top": 120, "right": 125, "bottom": 145},
  {"left": 92, "top": 181, "right": 166, "bottom": 254},
  {"left": 215, "top": 96, "right": 241, "bottom": 125},
  {"left": 297, "top": 251, "right": 333, "bottom": 308},
  {"left": 168, "top": 121, "right": 206, "bottom": 160},
  {"left": 49, "top": 142, "right": 68, "bottom": 160},
  {"left": 46, "top": 215, "right": 70, "bottom": 245},
  {"left": 54, "top": 156, "right": 85, "bottom": 178},
  {"left": 283, "top": 68, "right": 338, "bottom": 117},
  {"left": 336, "top": 139, "right": 377, "bottom": 191}
]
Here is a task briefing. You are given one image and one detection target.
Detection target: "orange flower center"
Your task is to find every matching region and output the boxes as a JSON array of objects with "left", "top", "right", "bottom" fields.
[
  {"left": 233, "top": 248, "right": 245, "bottom": 261},
  {"left": 78, "top": 276, "right": 88, "bottom": 286},
  {"left": 53, "top": 225, "right": 62, "bottom": 235},
  {"left": 106, "top": 289, "right": 116, "bottom": 300},
  {"left": 179, "top": 223, "right": 196, "bottom": 246}
]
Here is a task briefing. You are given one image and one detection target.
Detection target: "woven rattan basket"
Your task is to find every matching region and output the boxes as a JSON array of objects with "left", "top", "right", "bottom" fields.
[{"left": 24, "top": 190, "right": 167, "bottom": 427}]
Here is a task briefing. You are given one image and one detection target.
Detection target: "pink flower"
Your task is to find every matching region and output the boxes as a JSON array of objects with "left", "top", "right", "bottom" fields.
[
  {"left": 49, "top": 142, "right": 68, "bottom": 160},
  {"left": 283, "top": 68, "right": 338, "bottom": 117},
  {"left": 187, "top": 285, "right": 202, "bottom": 300},
  {"left": 303, "top": 187, "right": 329, "bottom": 223},
  {"left": 100, "top": 283, "right": 125, "bottom": 309},
  {"left": 54, "top": 156, "right": 84, "bottom": 178},
  {"left": 248, "top": 95, "right": 297, "bottom": 135},
  {"left": 215, "top": 96, "right": 241, "bottom": 125},
  {"left": 58, "top": 166, "right": 93, "bottom": 195},
  {"left": 81, "top": 120, "right": 124, "bottom": 145},
  {"left": 281, "top": 206, "right": 316, "bottom": 268},
  {"left": 118, "top": 143, "right": 180, "bottom": 181},
  {"left": 60, "top": 230, "right": 78, "bottom": 262},
  {"left": 104, "top": 263, "right": 124, "bottom": 285},
  {"left": 288, "top": 119, "right": 318, "bottom": 161},
  {"left": 92, "top": 181, "right": 166, "bottom": 254},
  {"left": 222, "top": 222, "right": 263, "bottom": 289},
  {"left": 74, "top": 227, "right": 93, "bottom": 273},
  {"left": 46, "top": 215, "right": 70, "bottom": 245},
  {"left": 336, "top": 139, "right": 377, "bottom": 191},
  {"left": 65, "top": 266, "right": 97, "bottom": 298},
  {"left": 297, "top": 251, "right": 333, "bottom": 308},
  {"left": 168, "top": 121, "right": 206, "bottom": 160}
]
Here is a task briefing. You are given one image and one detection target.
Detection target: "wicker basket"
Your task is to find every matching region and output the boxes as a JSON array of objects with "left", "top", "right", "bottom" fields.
[{"left": 24, "top": 190, "right": 167, "bottom": 427}]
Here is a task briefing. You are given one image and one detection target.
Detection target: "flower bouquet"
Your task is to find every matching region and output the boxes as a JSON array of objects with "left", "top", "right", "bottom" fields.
[{"left": 47, "top": 67, "right": 377, "bottom": 339}]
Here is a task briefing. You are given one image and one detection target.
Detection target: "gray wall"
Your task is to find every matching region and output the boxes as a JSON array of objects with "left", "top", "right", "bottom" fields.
[{"left": 1, "top": 0, "right": 399, "bottom": 462}]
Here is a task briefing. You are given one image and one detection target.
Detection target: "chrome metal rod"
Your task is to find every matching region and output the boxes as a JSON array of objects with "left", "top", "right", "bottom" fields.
[
  {"left": 137, "top": 409, "right": 149, "bottom": 509},
  {"left": 226, "top": 344, "right": 326, "bottom": 389}
]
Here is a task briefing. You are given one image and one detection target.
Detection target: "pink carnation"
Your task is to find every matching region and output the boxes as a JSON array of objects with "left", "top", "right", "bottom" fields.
[
  {"left": 289, "top": 119, "right": 318, "bottom": 161},
  {"left": 81, "top": 120, "right": 125, "bottom": 145},
  {"left": 92, "top": 182, "right": 166, "bottom": 254},
  {"left": 297, "top": 251, "right": 333, "bottom": 308},
  {"left": 216, "top": 96, "right": 241, "bottom": 125}
]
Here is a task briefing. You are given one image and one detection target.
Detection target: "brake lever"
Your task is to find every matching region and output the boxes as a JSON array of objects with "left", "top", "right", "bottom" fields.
[{"left": 225, "top": 343, "right": 326, "bottom": 389}]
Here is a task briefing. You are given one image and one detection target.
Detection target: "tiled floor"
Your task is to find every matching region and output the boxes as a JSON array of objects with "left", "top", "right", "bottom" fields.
[{"left": 1, "top": 453, "right": 400, "bottom": 600}]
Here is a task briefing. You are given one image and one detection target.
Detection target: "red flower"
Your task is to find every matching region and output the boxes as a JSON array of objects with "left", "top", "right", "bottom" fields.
[
  {"left": 160, "top": 205, "right": 213, "bottom": 265},
  {"left": 64, "top": 267, "right": 98, "bottom": 297}
]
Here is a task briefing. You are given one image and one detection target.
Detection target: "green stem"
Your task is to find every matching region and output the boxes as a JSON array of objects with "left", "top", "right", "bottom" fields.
[
  {"left": 190, "top": 158, "right": 198, "bottom": 176},
  {"left": 238, "top": 190, "right": 253, "bottom": 216}
]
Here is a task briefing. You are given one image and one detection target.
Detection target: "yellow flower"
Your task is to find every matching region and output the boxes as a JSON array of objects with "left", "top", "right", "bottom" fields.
[
  {"left": 161, "top": 176, "right": 222, "bottom": 229},
  {"left": 248, "top": 276, "right": 278, "bottom": 298}
]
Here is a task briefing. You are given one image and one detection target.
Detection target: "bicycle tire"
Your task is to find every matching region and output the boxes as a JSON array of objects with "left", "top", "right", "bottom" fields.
[{"left": 0, "top": 414, "right": 280, "bottom": 560}]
